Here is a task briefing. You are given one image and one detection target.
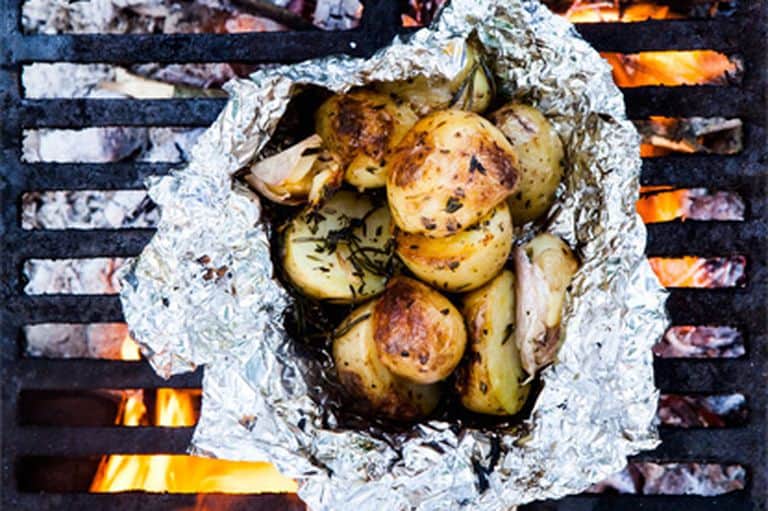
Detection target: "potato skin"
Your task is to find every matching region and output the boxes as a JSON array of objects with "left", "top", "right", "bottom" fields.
[
  {"left": 374, "top": 42, "right": 494, "bottom": 115},
  {"left": 315, "top": 89, "right": 418, "bottom": 190},
  {"left": 373, "top": 276, "right": 467, "bottom": 384},
  {"left": 455, "top": 270, "right": 530, "bottom": 415},
  {"left": 386, "top": 110, "right": 520, "bottom": 237},
  {"left": 333, "top": 301, "right": 441, "bottom": 421},
  {"left": 282, "top": 190, "right": 393, "bottom": 303},
  {"left": 395, "top": 202, "right": 513, "bottom": 292},
  {"left": 489, "top": 103, "right": 565, "bottom": 224}
]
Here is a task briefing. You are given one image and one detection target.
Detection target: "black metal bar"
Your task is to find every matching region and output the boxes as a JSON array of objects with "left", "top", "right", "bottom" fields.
[
  {"left": 631, "top": 428, "right": 755, "bottom": 463},
  {"left": 7, "top": 492, "right": 306, "bottom": 511},
  {"left": 22, "top": 162, "right": 175, "bottom": 191},
  {"left": 13, "top": 360, "right": 203, "bottom": 389},
  {"left": 11, "top": 32, "right": 379, "bottom": 64},
  {"left": 574, "top": 20, "right": 741, "bottom": 52},
  {"left": 6, "top": 296, "right": 125, "bottom": 323},
  {"left": 521, "top": 494, "right": 753, "bottom": 511},
  {"left": 654, "top": 358, "right": 758, "bottom": 393},
  {"left": 645, "top": 220, "right": 766, "bottom": 257},
  {"left": 666, "top": 289, "right": 765, "bottom": 332},
  {"left": 624, "top": 86, "right": 746, "bottom": 118},
  {"left": 13, "top": 230, "right": 154, "bottom": 258},
  {"left": 15, "top": 427, "right": 194, "bottom": 455}
]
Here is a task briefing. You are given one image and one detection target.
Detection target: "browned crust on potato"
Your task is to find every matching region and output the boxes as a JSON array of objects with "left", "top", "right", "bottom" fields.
[
  {"left": 372, "top": 276, "right": 466, "bottom": 383},
  {"left": 324, "top": 92, "right": 395, "bottom": 165}
]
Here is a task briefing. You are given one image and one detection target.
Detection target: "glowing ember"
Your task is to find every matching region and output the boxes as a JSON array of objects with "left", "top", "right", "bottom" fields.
[
  {"left": 565, "top": 1, "right": 681, "bottom": 22},
  {"left": 119, "top": 334, "right": 142, "bottom": 361},
  {"left": 638, "top": 187, "right": 745, "bottom": 223},
  {"left": 90, "top": 387, "right": 296, "bottom": 493},
  {"left": 602, "top": 50, "right": 741, "bottom": 87},
  {"left": 648, "top": 256, "right": 746, "bottom": 288}
]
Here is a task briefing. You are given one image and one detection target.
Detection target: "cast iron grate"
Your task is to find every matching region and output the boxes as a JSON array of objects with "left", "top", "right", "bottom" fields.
[{"left": 1, "top": 0, "right": 766, "bottom": 509}]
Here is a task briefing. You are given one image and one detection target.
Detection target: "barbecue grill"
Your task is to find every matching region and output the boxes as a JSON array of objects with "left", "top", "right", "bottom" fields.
[{"left": 1, "top": 0, "right": 766, "bottom": 509}]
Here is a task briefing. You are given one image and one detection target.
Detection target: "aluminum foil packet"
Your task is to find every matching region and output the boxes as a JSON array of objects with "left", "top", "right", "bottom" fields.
[{"left": 119, "top": 0, "right": 669, "bottom": 508}]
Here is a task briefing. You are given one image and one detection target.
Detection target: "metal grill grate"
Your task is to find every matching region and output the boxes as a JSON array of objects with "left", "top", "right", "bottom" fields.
[{"left": 1, "top": 0, "right": 766, "bottom": 509}]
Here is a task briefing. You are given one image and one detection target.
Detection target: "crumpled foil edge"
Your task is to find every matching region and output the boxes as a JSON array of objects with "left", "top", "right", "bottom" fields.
[{"left": 119, "top": 0, "right": 668, "bottom": 508}]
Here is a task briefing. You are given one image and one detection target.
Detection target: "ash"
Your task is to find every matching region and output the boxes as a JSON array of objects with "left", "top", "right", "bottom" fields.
[
  {"left": 22, "top": 190, "right": 157, "bottom": 230},
  {"left": 23, "top": 258, "right": 126, "bottom": 295},
  {"left": 591, "top": 462, "right": 746, "bottom": 496},
  {"left": 25, "top": 322, "right": 131, "bottom": 359},
  {"left": 654, "top": 325, "right": 745, "bottom": 358}
]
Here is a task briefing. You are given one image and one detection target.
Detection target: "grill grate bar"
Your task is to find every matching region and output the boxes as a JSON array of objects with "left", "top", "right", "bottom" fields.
[
  {"left": 646, "top": 220, "right": 767, "bottom": 256},
  {"left": 18, "top": 87, "right": 748, "bottom": 128},
  {"left": 631, "top": 428, "right": 756, "bottom": 463},
  {"left": 22, "top": 163, "right": 175, "bottom": 191},
  {"left": 13, "top": 230, "right": 154, "bottom": 258},
  {"left": 6, "top": 296, "right": 125, "bottom": 323},
  {"left": 7, "top": 20, "right": 743, "bottom": 65},
  {"left": 9, "top": 493, "right": 306, "bottom": 511},
  {"left": 654, "top": 358, "right": 761, "bottom": 394}
]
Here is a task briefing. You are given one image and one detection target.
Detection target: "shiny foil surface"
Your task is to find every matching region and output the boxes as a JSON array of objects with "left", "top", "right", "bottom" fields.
[{"left": 119, "top": 0, "right": 668, "bottom": 508}]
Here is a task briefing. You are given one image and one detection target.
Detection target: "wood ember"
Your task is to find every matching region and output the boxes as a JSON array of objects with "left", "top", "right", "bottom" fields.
[
  {"left": 649, "top": 255, "right": 747, "bottom": 288},
  {"left": 638, "top": 188, "right": 745, "bottom": 223},
  {"left": 636, "top": 117, "right": 743, "bottom": 156},
  {"left": 22, "top": 190, "right": 157, "bottom": 230},
  {"left": 590, "top": 462, "right": 747, "bottom": 495},
  {"left": 658, "top": 393, "right": 748, "bottom": 428},
  {"left": 24, "top": 322, "right": 134, "bottom": 359},
  {"left": 653, "top": 325, "right": 745, "bottom": 358},
  {"left": 23, "top": 258, "right": 126, "bottom": 295}
]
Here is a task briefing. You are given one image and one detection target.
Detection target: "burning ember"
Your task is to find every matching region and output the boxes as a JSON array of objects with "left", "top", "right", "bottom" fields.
[
  {"left": 654, "top": 325, "right": 745, "bottom": 358},
  {"left": 637, "top": 187, "right": 744, "bottom": 223},
  {"left": 90, "top": 388, "right": 297, "bottom": 493},
  {"left": 648, "top": 256, "right": 747, "bottom": 288},
  {"left": 603, "top": 51, "right": 742, "bottom": 87}
]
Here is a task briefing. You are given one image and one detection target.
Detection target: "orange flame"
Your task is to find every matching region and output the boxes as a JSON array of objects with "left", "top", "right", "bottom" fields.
[
  {"left": 90, "top": 389, "right": 296, "bottom": 494},
  {"left": 119, "top": 334, "right": 142, "bottom": 361},
  {"left": 601, "top": 50, "right": 738, "bottom": 87},
  {"left": 637, "top": 187, "right": 690, "bottom": 223},
  {"left": 565, "top": 1, "right": 682, "bottom": 22}
]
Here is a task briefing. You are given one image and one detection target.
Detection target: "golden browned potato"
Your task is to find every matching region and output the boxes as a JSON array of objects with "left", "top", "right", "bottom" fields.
[
  {"left": 455, "top": 270, "right": 530, "bottom": 415},
  {"left": 386, "top": 110, "right": 519, "bottom": 237},
  {"left": 514, "top": 234, "right": 579, "bottom": 376},
  {"left": 333, "top": 301, "right": 441, "bottom": 420},
  {"left": 375, "top": 42, "right": 494, "bottom": 115},
  {"left": 282, "top": 191, "right": 393, "bottom": 303},
  {"left": 372, "top": 276, "right": 467, "bottom": 384},
  {"left": 315, "top": 89, "right": 418, "bottom": 190},
  {"left": 395, "top": 202, "right": 513, "bottom": 292},
  {"left": 247, "top": 135, "right": 343, "bottom": 206},
  {"left": 489, "top": 103, "right": 565, "bottom": 224}
]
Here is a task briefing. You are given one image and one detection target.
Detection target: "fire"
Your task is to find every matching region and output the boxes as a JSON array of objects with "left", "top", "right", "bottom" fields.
[
  {"left": 90, "top": 388, "right": 296, "bottom": 494},
  {"left": 637, "top": 187, "right": 689, "bottom": 223},
  {"left": 602, "top": 50, "right": 739, "bottom": 87},
  {"left": 120, "top": 334, "right": 142, "bottom": 361},
  {"left": 564, "top": 1, "right": 682, "bottom": 22},
  {"left": 649, "top": 256, "right": 747, "bottom": 288}
]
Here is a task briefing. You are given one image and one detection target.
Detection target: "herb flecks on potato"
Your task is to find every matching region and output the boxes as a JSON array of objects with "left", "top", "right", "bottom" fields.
[
  {"left": 333, "top": 301, "right": 441, "bottom": 420},
  {"left": 490, "top": 103, "right": 565, "bottom": 224},
  {"left": 373, "top": 276, "right": 467, "bottom": 384},
  {"left": 316, "top": 89, "right": 418, "bottom": 190},
  {"left": 282, "top": 190, "right": 394, "bottom": 304},
  {"left": 375, "top": 42, "right": 495, "bottom": 116},
  {"left": 395, "top": 202, "right": 513, "bottom": 292},
  {"left": 386, "top": 110, "right": 519, "bottom": 237},
  {"left": 455, "top": 270, "right": 530, "bottom": 415}
]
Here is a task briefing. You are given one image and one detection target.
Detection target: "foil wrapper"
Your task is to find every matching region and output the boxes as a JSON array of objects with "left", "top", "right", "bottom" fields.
[{"left": 119, "top": 0, "right": 668, "bottom": 508}]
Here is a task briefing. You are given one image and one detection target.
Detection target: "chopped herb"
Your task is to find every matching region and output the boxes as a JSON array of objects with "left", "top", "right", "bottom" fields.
[
  {"left": 468, "top": 154, "right": 487, "bottom": 175},
  {"left": 333, "top": 312, "right": 371, "bottom": 338},
  {"left": 440, "top": 308, "right": 450, "bottom": 315},
  {"left": 448, "top": 261, "right": 460, "bottom": 270},
  {"left": 445, "top": 197, "right": 464, "bottom": 213}
]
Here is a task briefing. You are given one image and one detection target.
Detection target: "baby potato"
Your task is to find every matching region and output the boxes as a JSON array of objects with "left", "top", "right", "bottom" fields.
[
  {"left": 386, "top": 110, "right": 520, "bottom": 237},
  {"left": 333, "top": 301, "right": 441, "bottom": 421},
  {"left": 489, "top": 103, "right": 565, "bottom": 224},
  {"left": 373, "top": 276, "right": 467, "bottom": 384},
  {"left": 514, "top": 233, "right": 579, "bottom": 376},
  {"left": 455, "top": 270, "right": 530, "bottom": 415},
  {"left": 282, "top": 190, "right": 394, "bottom": 303},
  {"left": 247, "top": 135, "right": 343, "bottom": 206},
  {"left": 375, "top": 42, "right": 494, "bottom": 115},
  {"left": 315, "top": 89, "right": 418, "bottom": 190},
  {"left": 395, "top": 202, "right": 513, "bottom": 292}
]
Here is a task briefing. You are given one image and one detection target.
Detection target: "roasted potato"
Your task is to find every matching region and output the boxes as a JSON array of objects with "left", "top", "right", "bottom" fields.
[
  {"left": 386, "top": 110, "right": 520, "bottom": 237},
  {"left": 395, "top": 202, "right": 513, "bottom": 292},
  {"left": 282, "top": 190, "right": 394, "bottom": 303},
  {"left": 247, "top": 134, "right": 343, "bottom": 206},
  {"left": 333, "top": 301, "right": 441, "bottom": 420},
  {"left": 315, "top": 89, "right": 418, "bottom": 190},
  {"left": 375, "top": 42, "right": 494, "bottom": 115},
  {"left": 455, "top": 270, "right": 530, "bottom": 415},
  {"left": 514, "top": 234, "right": 578, "bottom": 376},
  {"left": 373, "top": 276, "right": 467, "bottom": 384},
  {"left": 490, "top": 103, "right": 565, "bottom": 223}
]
